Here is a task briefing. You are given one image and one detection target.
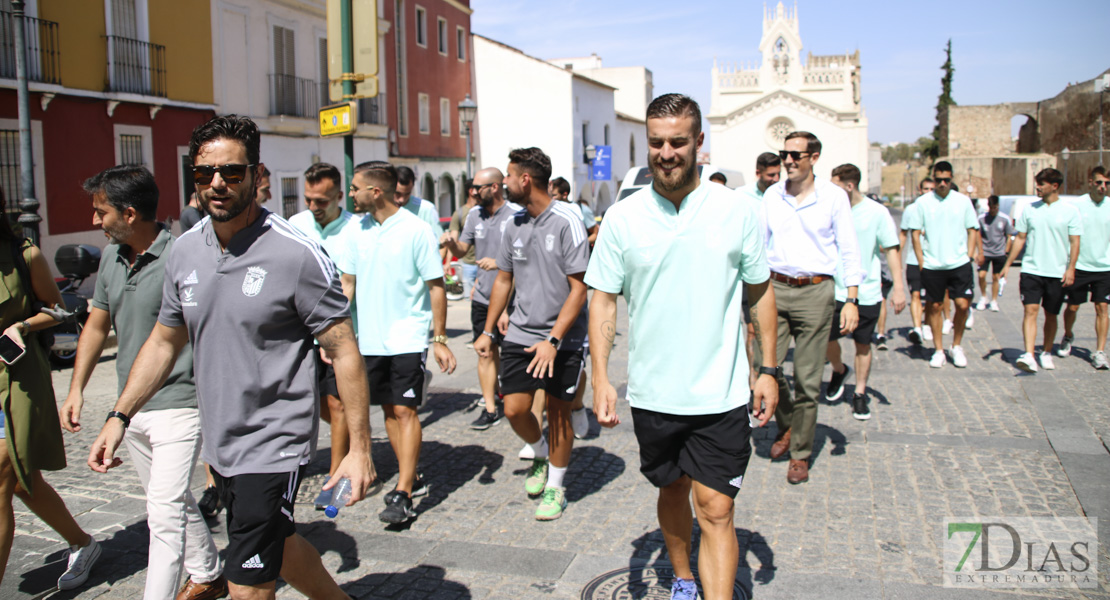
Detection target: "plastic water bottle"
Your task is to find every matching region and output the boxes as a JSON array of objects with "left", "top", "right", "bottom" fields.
[
  {"left": 998, "top": 276, "right": 1007, "bottom": 297},
  {"left": 324, "top": 478, "right": 352, "bottom": 518}
]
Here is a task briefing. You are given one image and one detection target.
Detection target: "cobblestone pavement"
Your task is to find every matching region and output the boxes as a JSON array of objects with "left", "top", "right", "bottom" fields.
[{"left": 4, "top": 266, "right": 1109, "bottom": 599}]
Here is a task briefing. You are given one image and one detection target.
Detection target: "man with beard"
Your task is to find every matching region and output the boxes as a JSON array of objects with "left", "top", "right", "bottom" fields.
[
  {"left": 288, "top": 163, "right": 360, "bottom": 507},
  {"left": 338, "top": 161, "right": 456, "bottom": 525},
  {"left": 442, "top": 167, "right": 521, "bottom": 431},
  {"left": 587, "top": 94, "right": 777, "bottom": 600},
  {"left": 62, "top": 165, "right": 225, "bottom": 600},
  {"left": 758, "top": 130, "right": 861, "bottom": 485},
  {"left": 473, "top": 148, "right": 589, "bottom": 522},
  {"left": 736, "top": 151, "right": 782, "bottom": 206},
  {"left": 87, "top": 115, "right": 374, "bottom": 600},
  {"left": 395, "top": 166, "right": 444, "bottom": 237},
  {"left": 1057, "top": 167, "right": 1110, "bottom": 369}
]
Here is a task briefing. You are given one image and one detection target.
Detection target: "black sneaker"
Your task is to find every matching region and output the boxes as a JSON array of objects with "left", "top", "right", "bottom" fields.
[
  {"left": 825, "top": 365, "right": 850, "bottom": 402},
  {"left": 852, "top": 393, "right": 871, "bottom": 421},
  {"left": 875, "top": 334, "right": 889, "bottom": 351},
  {"left": 410, "top": 474, "right": 429, "bottom": 498},
  {"left": 907, "top": 328, "right": 922, "bottom": 345},
  {"left": 198, "top": 486, "right": 222, "bottom": 518},
  {"left": 470, "top": 409, "right": 502, "bottom": 430},
  {"left": 379, "top": 490, "right": 416, "bottom": 524}
]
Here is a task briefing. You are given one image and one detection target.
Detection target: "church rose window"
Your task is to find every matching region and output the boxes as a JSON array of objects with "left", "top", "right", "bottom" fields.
[{"left": 767, "top": 117, "right": 794, "bottom": 147}]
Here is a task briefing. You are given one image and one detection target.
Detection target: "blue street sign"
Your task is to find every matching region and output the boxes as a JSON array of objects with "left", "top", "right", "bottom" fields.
[{"left": 591, "top": 145, "right": 611, "bottom": 181}]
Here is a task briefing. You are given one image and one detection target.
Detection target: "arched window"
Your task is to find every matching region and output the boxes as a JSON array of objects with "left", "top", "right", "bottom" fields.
[
  {"left": 629, "top": 134, "right": 636, "bottom": 168},
  {"left": 604, "top": 124, "right": 610, "bottom": 146}
]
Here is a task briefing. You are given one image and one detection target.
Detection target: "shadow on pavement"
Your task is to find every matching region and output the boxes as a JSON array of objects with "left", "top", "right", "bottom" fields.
[
  {"left": 341, "top": 565, "right": 470, "bottom": 600},
  {"left": 564, "top": 445, "right": 625, "bottom": 503},
  {"left": 627, "top": 526, "right": 775, "bottom": 596},
  {"left": 16, "top": 519, "right": 150, "bottom": 598},
  {"left": 406, "top": 441, "right": 503, "bottom": 522},
  {"left": 295, "top": 520, "right": 361, "bottom": 574},
  {"left": 419, "top": 391, "right": 481, "bottom": 431}
]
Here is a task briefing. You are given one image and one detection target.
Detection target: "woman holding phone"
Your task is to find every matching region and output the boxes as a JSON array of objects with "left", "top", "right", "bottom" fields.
[{"left": 0, "top": 190, "right": 99, "bottom": 590}]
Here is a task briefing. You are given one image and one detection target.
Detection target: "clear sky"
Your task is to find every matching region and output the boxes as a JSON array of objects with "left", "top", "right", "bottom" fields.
[{"left": 471, "top": 0, "right": 1109, "bottom": 148}]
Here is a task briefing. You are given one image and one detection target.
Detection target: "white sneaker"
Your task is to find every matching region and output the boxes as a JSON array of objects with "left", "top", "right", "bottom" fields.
[
  {"left": 1016, "top": 352, "right": 1039, "bottom": 373},
  {"left": 1093, "top": 351, "right": 1109, "bottom": 370},
  {"left": 57, "top": 538, "right": 101, "bottom": 591},
  {"left": 975, "top": 299, "right": 988, "bottom": 311},
  {"left": 951, "top": 345, "right": 968, "bottom": 368},
  {"left": 930, "top": 350, "right": 947, "bottom": 368},
  {"left": 989, "top": 300, "right": 1000, "bottom": 312},
  {"left": 943, "top": 319, "right": 953, "bottom": 335},
  {"left": 518, "top": 442, "right": 534, "bottom": 461},
  {"left": 965, "top": 312, "right": 974, "bottom": 330},
  {"left": 923, "top": 325, "right": 934, "bottom": 341},
  {"left": 571, "top": 407, "right": 589, "bottom": 439},
  {"left": 1039, "top": 352, "right": 1055, "bottom": 370}
]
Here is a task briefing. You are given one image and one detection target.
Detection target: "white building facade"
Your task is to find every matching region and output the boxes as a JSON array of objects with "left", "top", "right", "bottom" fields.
[{"left": 707, "top": 1, "right": 869, "bottom": 184}]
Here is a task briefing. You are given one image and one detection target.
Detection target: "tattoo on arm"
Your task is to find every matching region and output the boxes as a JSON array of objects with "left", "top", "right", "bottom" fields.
[
  {"left": 601, "top": 320, "right": 616, "bottom": 346},
  {"left": 751, "top": 306, "right": 762, "bottom": 345}
]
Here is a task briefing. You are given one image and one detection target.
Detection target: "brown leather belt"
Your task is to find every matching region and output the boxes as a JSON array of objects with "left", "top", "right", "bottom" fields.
[{"left": 770, "top": 272, "right": 832, "bottom": 286}]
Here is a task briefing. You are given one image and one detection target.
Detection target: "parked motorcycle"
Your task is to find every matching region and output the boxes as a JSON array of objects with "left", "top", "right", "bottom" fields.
[{"left": 47, "top": 244, "right": 101, "bottom": 367}]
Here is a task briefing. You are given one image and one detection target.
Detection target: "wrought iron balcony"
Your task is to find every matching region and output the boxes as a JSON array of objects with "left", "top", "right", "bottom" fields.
[
  {"left": 0, "top": 12, "right": 60, "bottom": 84},
  {"left": 270, "top": 74, "right": 320, "bottom": 118},
  {"left": 106, "top": 35, "right": 166, "bottom": 97}
]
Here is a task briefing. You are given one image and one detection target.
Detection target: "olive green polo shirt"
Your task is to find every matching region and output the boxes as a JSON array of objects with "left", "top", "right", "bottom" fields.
[{"left": 91, "top": 226, "right": 196, "bottom": 411}]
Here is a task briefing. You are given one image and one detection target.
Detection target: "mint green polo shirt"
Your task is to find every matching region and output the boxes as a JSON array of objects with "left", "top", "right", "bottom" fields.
[
  {"left": 902, "top": 191, "right": 979, "bottom": 270},
  {"left": 336, "top": 210, "right": 444, "bottom": 356},
  {"left": 1015, "top": 199, "right": 1082, "bottom": 278},
  {"left": 288, "top": 209, "right": 357, "bottom": 261},
  {"left": 1074, "top": 194, "right": 1110, "bottom": 272},
  {"left": 901, "top": 201, "right": 920, "bottom": 267},
  {"left": 584, "top": 182, "right": 769, "bottom": 416},
  {"left": 835, "top": 198, "right": 899, "bottom": 305},
  {"left": 402, "top": 197, "right": 444, "bottom": 237}
]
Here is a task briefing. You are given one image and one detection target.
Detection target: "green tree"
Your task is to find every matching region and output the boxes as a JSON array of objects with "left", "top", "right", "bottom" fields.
[{"left": 926, "top": 39, "right": 956, "bottom": 161}]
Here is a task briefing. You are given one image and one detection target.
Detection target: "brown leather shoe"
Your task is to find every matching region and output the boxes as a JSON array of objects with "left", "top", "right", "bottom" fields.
[
  {"left": 787, "top": 459, "right": 809, "bottom": 484},
  {"left": 769, "top": 428, "right": 791, "bottom": 459},
  {"left": 176, "top": 575, "right": 228, "bottom": 600}
]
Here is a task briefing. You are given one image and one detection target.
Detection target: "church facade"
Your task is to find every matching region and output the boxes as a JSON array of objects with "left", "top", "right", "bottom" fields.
[{"left": 708, "top": 2, "right": 870, "bottom": 184}]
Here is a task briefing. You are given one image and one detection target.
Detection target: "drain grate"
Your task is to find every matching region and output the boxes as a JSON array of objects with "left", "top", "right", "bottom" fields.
[{"left": 581, "top": 565, "right": 749, "bottom": 599}]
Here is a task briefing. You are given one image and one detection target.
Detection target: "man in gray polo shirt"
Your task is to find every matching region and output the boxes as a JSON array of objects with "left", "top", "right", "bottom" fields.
[
  {"left": 87, "top": 115, "right": 374, "bottom": 600},
  {"left": 62, "top": 165, "right": 224, "bottom": 600},
  {"left": 473, "top": 148, "right": 589, "bottom": 522},
  {"left": 976, "top": 195, "right": 1015, "bottom": 312}
]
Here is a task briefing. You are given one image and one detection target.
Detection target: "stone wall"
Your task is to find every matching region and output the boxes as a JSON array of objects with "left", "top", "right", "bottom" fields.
[{"left": 940, "top": 102, "right": 1038, "bottom": 158}]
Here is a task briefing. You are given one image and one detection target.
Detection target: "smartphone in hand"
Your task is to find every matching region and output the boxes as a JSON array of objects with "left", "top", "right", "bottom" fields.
[{"left": 0, "top": 333, "right": 26, "bottom": 365}]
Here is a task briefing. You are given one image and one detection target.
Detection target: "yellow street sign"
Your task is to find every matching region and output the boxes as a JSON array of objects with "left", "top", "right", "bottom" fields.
[{"left": 320, "top": 102, "right": 358, "bottom": 137}]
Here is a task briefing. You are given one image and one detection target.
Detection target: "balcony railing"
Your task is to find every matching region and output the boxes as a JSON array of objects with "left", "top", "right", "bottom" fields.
[
  {"left": 270, "top": 74, "right": 320, "bottom": 118},
  {"left": 106, "top": 35, "right": 166, "bottom": 97},
  {"left": 0, "top": 12, "right": 61, "bottom": 84}
]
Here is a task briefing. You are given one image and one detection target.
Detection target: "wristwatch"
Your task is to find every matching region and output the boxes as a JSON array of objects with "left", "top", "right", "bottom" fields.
[
  {"left": 844, "top": 297, "right": 859, "bottom": 305},
  {"left": 758, "top": 366, "right": 783, "bottom": 379},
  {"left": 431, "top": 334, "right": 449, "bottom": 345},
  {"left": 546, "top": 335, "right": 561, "bottom": 348},
  {"left": 106, "top": 410, "right": 131, "bottom": 429}
]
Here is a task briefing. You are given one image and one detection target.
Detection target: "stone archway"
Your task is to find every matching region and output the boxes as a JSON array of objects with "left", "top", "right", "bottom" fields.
[
  {"left": 1012, "top": 114, "right": 1039, "bottom": 153},
  {"left": 595, "top": 183, "right": 612, "bottom": 215},
  {"left": 422, "top": 173, "right": 435, "bottom": 202},
  {"left": 437, "top": 173, "right": 455, "bottom": 218}
]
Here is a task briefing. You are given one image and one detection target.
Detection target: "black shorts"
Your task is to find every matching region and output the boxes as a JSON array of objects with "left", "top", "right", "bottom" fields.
[
  {"left": 829, "top": 301, "right": 881, "bottom": 344},
  {"left": 364, "top": 353, "right": 426, "bottom": 407},
  {"left": 471, "top": 301, "right": 503, "bottom": 344},
  {"left": 631, "top": 404, "right": 752, "bottom": 499},
  {"left": 906, "top": 263, "right": 922, "bottom": 295},
  {"left": 1064, "top": 269, "right": 1110, "bottom": 306},
  {"left": 1020, "top": 273, "right": 1065, "bottom": 315},
  {"left": 213, "top": 466, "right": 304, "bottom": 586},
  {"left": 499, "top": 341, "right": 584, "bottom": 401},
  {"left": 921, "top": 263, "right": 975, "bottom": 303},
  {"left": 982, "top": 256, "right": 1006, "bottom": 276},
  {"left": 314, "top": 350, "right": 338, "bottom": 397},
  {"left": 881, "top": 278, "right": 893, "bottom": 300}
]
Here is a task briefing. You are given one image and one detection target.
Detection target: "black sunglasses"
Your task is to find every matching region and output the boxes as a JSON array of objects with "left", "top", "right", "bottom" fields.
[
  {"left": 934, "top": 177, "right": 952, "bottom": 184},
  {"left": 469, "top": 182, "right": 496, "bottom": 192},
  {"left": 192, "top": 164, "right": 256, "bottom": 185},
  {"left": 778, "top": 150, "right": 811, "bottom": 162}
]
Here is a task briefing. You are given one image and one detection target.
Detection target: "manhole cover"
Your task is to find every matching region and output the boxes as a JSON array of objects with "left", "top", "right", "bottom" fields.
[{"left": 581, "top": 565, "right": 748, "bottom": 599}]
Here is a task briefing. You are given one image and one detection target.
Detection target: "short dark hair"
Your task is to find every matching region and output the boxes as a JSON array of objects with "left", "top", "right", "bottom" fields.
[
  {"left": 1090, "top": 166, "right": 1107, "bottom": 179},
  {"left": 354, "top": 160, "right": 398, "bottom": 192},
  {"left": 933, "top": 161, "right": 953, "bottom": 174},
  {"left": 784, "top": 131, "right": 821, "bottom": 154},
  {"left": 920, "top": 177, "right": 934, "bottom": 187},
  {"left": 550, "top": 176, "right": 570, "bottom": 196},
  {"left": 508, "top": 147, "right": 552, "bottom": 187},
  {"left": 82, "top": 165, "right": 160, "bottom": 221},
  {"left": 988, "top": 194, "right": 1000, "bottom": 206},
  {"left": 260, "top": 166, "right": 271, "bottom": 178},
  {"left": 645, "top": 93, "right": 702, "bottom": 137},
  {"left": 304, "top": 162, "right": 341, "bottom": 187},
  {"left": 189, "top": 115, "right": 260, "bottom": 166},
  {"left": 708, "top": 172, "right": 727, "bottom": 185},
  {"left": 395, "top": 165, "right": 416, "bottom": 186},
  {"left": 831, "top": 163, "right": 861, "bottom": 188},
  {"left": 1035, "top": 168, "right": 1064, "bottom": 186},
  {"left": 756, "top": 152, "right": 781, "bottom": 171}
]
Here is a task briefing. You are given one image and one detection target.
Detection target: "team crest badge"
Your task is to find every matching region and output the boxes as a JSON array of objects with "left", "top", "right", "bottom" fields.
[
  {"left": 242, "top": 266, "right": 267, "bottom": 297},
  {"left": 545, "top": 234, "right": 555, "bottom": 251}
]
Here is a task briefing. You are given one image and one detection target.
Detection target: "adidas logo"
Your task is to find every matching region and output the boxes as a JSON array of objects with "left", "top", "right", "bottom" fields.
[
  {"left": 402, "top": 388, "right": 416, "bottom": 399},
  {"left": 513, "top": 238, "right": 524, "bottom": 248},
  {"left": 183, "top": 270, "right": 198, "bottom": 285},
  {"left": 241, "top": 554, "right": 264, "bottom": 569},
  {"left": 565, "top": 386, "right": 577, "bottom": 394},
  {"left": 965, "top": 289, "right": 972, "bottom": 294},
  {"left": 729, "top": 475, "right": 744, "bottom": 489}
]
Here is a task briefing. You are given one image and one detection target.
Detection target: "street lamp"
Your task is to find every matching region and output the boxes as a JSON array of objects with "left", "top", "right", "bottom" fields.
[
  {"left": 11, "top": 1, "right": 40, "bottom": 245},
  {"left": 1096, "top": 74, "right": 1108, "bottom": 167},
  {"left": 1061, "top": 147, "right": 1071, "bottom": 194},
  {"left": 457, "top": 94, "right": 477, "bottom": 180},
  {"left": 967, "top": 165, "right": 974, "bottom": 196}
]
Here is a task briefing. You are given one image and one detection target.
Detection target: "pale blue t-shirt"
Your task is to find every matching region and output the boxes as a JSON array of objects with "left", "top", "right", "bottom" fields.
[
  {"left": 336, "top": 210, "right": 444, "bottom": 356},
  {"left": 902, "top": 191, "right": 979, "bottom": 270},
  {"left": 901, "top": 201, "right": 921, "bottom": 267},
  {"left": 584, "top": 182, "right": 769, "bottom": 416},
  {"left": 1074, "top": 194, "right": 1110, "bottom": 272},
  {"left": 835, "top": 198, "right": 899, "bottom": 305},
  {"left": 402, "top": 196, "right": 444, "bottom": 237},
  {"left": 1015, "top": 199, "right": 1082, "bottom": 278}
]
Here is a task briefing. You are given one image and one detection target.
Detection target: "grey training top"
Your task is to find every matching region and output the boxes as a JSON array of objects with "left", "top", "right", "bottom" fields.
[
  {"left": 496, "top": 200, "right": 589, "bottom": 349},
  {"left": 158, "top": 210, "right": 350, "bottom": 477},
  {"left": 460, "top": 200, "right": 522, "bottom": 305},
  {"left": 978, "top": 212, "right": 1016, "bottom": 257},
  {"left": 91, "top": 225, "right": 196, "bottom": 412}
]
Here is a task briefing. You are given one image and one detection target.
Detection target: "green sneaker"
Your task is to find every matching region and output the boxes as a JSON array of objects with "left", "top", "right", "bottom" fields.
[
  {"left": 525, "top": 458, "right": 548, "bottom": 496},
  {"left": 535, "top": 486, "right": 566, "bottom": 521}
]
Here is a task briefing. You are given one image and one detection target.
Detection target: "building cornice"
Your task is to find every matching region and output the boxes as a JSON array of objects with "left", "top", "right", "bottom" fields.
[
  {"left": 708, "top": 89, "right": 859, "bottom": 126},
  {"left": 0, "top": 80, "right": 217, "bottom": 112},
  {"left": 443, "top": 0, "right": 474, "bottom": 15}
]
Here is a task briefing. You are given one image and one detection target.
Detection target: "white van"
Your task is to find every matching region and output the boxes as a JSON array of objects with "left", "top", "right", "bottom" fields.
[{"left": 615, "top": 164, "right": 746, "bottom": 204}]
